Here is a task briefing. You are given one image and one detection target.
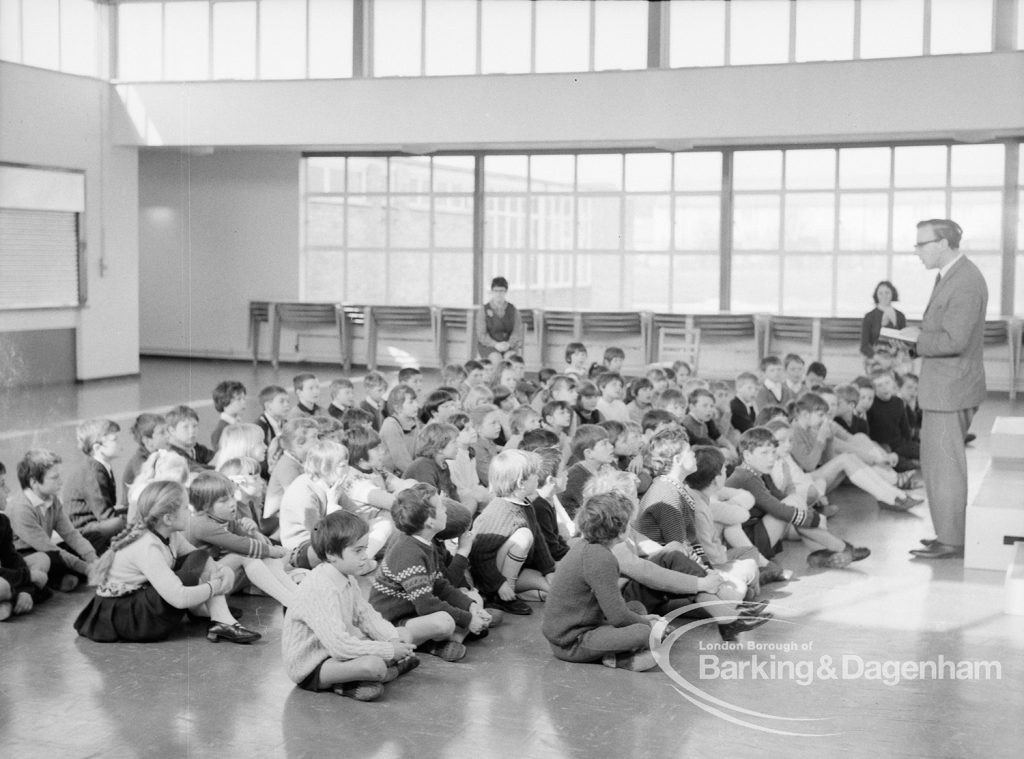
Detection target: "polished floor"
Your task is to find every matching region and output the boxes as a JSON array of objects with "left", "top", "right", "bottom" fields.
[{"left": 2, "top": 358, "right": 1023, "bottom": 759}]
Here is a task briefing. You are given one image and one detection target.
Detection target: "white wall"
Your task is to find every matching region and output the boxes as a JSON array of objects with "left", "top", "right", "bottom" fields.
[
  {"left": 0, "top": 62, "right": 139, "bottom": 381},
  {"left": 117, "top": 53, "right": 1024, "bottom": 150},
  {"left": 138, "top": 149, "right": 300, "bottom": 358}
]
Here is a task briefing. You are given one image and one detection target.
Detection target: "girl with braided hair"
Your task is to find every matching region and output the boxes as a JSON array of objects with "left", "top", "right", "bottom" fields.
[{"left": 74, "top": 480, "right": 260, "bottom": 644}]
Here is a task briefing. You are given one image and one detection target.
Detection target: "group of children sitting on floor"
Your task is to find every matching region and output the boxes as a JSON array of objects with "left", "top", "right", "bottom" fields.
[{"left": 0, "top": 341, "right": 926, "bottom": 699}]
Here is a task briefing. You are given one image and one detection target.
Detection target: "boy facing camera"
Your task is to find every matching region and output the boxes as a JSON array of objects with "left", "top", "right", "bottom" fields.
[{"left": 282, "top": 511, "right": 420, "bottom": 702}]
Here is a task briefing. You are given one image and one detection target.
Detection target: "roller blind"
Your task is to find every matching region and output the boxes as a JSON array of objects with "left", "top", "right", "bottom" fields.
[{"left": 0, "top": 208, "right": 81, "bottom": 309}]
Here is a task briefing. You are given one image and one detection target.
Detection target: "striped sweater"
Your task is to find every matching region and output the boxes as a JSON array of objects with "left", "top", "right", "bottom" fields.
[
  {"left": 468, "top": 496, "right": 556, "bottom": 594},
  {"left": 282, "top": 563, "right": 399, "bottom": 684}
]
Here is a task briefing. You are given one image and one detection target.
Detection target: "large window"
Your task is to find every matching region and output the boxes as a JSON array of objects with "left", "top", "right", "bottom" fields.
[
  {"left": 304, "top": 142, "right": 1015, "bottom": 316},
  {"left": 0, "top": 0, "right": 102, "bottom": 77},
  {"left": 117, "top": 0, "right": 353, "bottom": 81},
  {"left": 483, "top": 152, "right": 721, "bottom": 312},
  {"left": 303, "top": 156, "right": 474, "bottom": 305},
  {"left": 732, "top": 144, "right": 1004, "bottom": 317},
  {"left": 5, "top": 0, "right": 1014, "bottom": 82}
]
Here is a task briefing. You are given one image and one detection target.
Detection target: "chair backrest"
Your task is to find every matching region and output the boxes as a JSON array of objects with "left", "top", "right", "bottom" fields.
[
  {"left": 657, "top": 327, "right": 701, "bottom": 374},
  {"left": 276, "top": 302, "right": 337, "bottom": 325},
  {"left": 694, "top": 313, "right": 756, "bottom": 338},
  {"left": 249, "top": 300, "right": 270, "bottom": 322}
]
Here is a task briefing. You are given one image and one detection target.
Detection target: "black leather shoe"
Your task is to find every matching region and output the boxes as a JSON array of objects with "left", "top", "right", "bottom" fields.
[
  {"left": 207, "top": 622, "right": 261, "bottom": 644},
  {"left": 909, "top": 542, "right": 964, "bottom": 560},
  {"left": 718, "top": 611, "right": 773, "bottom": 642},
  {"left": 486, "top": 596, "right": 533, "bottom": 615}
]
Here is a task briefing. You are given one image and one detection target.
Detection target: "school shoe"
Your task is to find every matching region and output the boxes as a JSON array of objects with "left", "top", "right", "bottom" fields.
[
  {"left": 601, "top": 649, "right": 658, "bottom": 672},
  {"left": 206, "top": 622, "right": 261, "bottom": 644},
  {"left": 420, "top": 640, "right": 467, "bottom": 662},
  {"left": 485, "top": 595, "right": 533, "bottom": 616},
  {"left": 718, "top": 610, "right": 773, "bottom": 642},
  {"left": 333, "top": 681, "right": 384, "bottom": 701},
  {"left": 383, "top": 655, "right": 421, "bottom": 683},
  {"left": 844, "top": 542, "right": 871, "bottom": 562},
  {"left": 806, "top": 547, "right": 853, "bottom": 569},
  {"left": 909, "top": 542, "right": 964, "bottom": 560},
  {"left": 515, "top": 589, "right": 548, "bottom": 602}
]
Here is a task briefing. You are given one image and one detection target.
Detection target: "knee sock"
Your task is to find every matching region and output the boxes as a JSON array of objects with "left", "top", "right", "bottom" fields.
[
  {"left": 849, "top": 468, "right": 901, "bottom": 504},
  {"left": 244, "top": 560, "right": 298, "bottom": 607}
]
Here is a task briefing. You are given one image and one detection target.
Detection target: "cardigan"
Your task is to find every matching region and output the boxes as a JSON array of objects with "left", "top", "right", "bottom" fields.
[{"left": 282, "top": 563, "right": 399, "bottom": 683}]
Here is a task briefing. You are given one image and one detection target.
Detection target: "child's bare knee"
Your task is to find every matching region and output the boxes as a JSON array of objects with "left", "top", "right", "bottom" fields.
[
  {"left": 0, "top": 578, "right": 11, "bottom": 600},
  {"left": 436, "top": 613, "right": 457, "bottom": 637}
]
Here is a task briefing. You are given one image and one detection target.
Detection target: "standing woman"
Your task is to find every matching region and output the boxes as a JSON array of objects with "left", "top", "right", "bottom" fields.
[
  {"left": 860, "top": 280, "right": 906, "bottom": 361},
  {"left": 476, "top": 277, "right": 524, "bottom": 363}
]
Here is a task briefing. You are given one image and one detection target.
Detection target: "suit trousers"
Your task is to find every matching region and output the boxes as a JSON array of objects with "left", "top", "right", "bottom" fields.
[{"left": 920, "top": 407, "right": 976, "bottom": 546}]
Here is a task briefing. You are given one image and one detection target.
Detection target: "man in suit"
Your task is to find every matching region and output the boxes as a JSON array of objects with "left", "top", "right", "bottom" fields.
[{"left": 896, "top": 219, "right": 987, "bottom": 559}]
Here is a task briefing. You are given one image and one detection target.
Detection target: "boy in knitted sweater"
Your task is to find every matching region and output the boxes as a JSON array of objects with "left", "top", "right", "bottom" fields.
[
  {"left": 282, "top": 511, "right": 419, "bottom": 702},
  {"left": 541, "top": 491, "right": 661, "bottom": 671},
  {"left": 369, "top": 484, "right": 492, "bottom": 663}
]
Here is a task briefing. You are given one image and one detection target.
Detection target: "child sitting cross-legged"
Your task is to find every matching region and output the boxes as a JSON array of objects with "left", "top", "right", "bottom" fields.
[
  {"left": 74, "top": 480, "right": 259, "bottom": 644},
  {"left": 637, "top": 430, "right": 772, "bottom": 639},
  {"left": 726, "top": 426, "right": 870, "bottom": 570},
  {"left": 279, "top": 441, "right": 352, "bottom": 572},
  {"left": 541, "top": 491, "right": 664, "bottom": 672},
  {"left": 468, "top": 450, "right": 556, "bottom": 615},
  {"left": 369, "top": 484, "right": 493, "bottom": 663},
  {"left": 186, "top": 472, "right": 298, "bottom": 610},
  {"left": 282, "top": 511, "right": 420, "bottom": 702}
]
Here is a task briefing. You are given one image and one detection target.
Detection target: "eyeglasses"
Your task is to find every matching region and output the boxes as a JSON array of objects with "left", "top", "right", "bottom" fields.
[{"left": 914, "top": 238, "right": 942, "bottom": 249}]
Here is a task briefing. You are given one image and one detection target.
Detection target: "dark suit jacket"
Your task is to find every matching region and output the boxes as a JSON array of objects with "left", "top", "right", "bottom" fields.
[{"left": 916, "top": 256, "right": 988, "bottom": 412}]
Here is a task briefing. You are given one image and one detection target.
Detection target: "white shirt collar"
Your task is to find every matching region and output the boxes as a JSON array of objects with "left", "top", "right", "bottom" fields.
[
  {"left": 23, "top": 488, "right": 52, "bottom": 510},
  {"left": 938, "top": 253, "right": 964, "bottom": 280}
]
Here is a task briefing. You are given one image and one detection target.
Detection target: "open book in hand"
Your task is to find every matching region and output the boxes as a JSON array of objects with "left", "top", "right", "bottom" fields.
[{"left": 880, "top": 327, "right": 916, "bottom": 344}]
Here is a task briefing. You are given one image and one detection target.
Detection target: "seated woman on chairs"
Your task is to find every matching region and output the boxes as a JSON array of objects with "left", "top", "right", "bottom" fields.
[{"left": 476, "top": 277, "right": 524, "bottom": 363}]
